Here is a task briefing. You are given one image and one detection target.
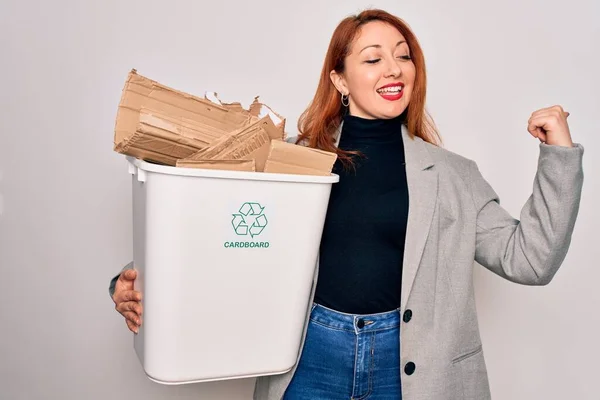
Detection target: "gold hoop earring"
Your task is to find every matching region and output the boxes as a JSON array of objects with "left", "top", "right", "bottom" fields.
[{"left": 341, "top": 93, "right": 350, "bottom": 107}]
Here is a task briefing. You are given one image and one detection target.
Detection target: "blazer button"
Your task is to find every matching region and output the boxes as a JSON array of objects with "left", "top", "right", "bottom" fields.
[
  {"left": 403, "top": 309, "right": 413, "bottom": 323},
  {"left": 404, "top": 362, "right": 416, "bottom": 375}
]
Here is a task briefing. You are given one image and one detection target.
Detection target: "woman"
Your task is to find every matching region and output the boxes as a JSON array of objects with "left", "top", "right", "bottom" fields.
[{"left": 109, "top": 9, "right": 584, "bottom": 400}]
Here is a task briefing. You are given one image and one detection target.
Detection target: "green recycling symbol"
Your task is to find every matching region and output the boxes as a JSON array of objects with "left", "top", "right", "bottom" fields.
[{"left": 231, "top": 202, "right": 268, "bottom": 237}]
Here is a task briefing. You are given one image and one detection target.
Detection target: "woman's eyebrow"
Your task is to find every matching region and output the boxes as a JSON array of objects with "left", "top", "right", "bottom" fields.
[{"left": 359, "top": 40, "right": 407, "bottom": 53}]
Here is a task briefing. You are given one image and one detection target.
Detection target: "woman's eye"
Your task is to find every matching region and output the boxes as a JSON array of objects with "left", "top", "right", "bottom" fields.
[{"left": 366, "top": 55, "right": 411, "bottom": 64}]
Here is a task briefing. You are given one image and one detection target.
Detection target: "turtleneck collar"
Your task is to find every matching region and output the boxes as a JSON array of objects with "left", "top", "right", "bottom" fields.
[{"left": 340, "top": 110, "right": 407, "bottom": 141}]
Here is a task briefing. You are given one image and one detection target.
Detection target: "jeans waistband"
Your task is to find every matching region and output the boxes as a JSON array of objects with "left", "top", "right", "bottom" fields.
[{"left": 310, "top": 302, "right": 401, "bottom": 333}]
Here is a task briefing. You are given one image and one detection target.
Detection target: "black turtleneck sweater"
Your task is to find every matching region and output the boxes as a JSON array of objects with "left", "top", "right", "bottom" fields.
[{"left": 314, "top": 113, "right": 409, "bottom": 315}]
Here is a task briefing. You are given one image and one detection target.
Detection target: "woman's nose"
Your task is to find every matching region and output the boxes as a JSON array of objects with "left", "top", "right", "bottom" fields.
[{"left": 385, "top": 59, "right": 402, "bottom": 78}]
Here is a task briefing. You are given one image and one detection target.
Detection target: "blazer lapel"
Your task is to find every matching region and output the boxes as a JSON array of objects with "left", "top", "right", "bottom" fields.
[
  {"left": 399, "top": 125, "right": 438, "bottom": 310},
  {"left": 333, "top": 123, "right": 439, "bottom": 310}
]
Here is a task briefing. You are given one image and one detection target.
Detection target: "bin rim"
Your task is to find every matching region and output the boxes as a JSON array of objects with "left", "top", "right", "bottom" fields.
[{"left": 126, "top": 156, "right": 340, "bottom": 184}]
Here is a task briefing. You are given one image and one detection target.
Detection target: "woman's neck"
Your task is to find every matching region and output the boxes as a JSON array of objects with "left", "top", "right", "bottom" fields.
[{"left": 340, "top": 111, "right": 406, "bottom": 140}]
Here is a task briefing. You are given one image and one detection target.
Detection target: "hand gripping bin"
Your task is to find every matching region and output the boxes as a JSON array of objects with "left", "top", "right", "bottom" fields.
[{"left": 126, "top": 156, "right": 339, "bottom": 385}]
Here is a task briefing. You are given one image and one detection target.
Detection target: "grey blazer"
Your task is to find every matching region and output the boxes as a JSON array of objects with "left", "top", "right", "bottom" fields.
[{"left": 110, "top": 124, "right": 585, "bottom": 400}]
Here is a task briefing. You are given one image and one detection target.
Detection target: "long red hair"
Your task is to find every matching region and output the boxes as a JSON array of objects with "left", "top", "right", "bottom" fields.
[{"left": 296, "top": 9, "right": 442, "bottom": 168}]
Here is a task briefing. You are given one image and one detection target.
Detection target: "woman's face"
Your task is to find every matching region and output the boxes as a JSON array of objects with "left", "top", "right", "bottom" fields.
[{"left": 331, "top": 21, "right": 416, "bottom": 120}]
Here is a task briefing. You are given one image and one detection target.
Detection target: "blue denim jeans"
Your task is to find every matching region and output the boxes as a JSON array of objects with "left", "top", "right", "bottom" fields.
[{"left": 283, "top": 302, "right": 402, "bottom": 399}]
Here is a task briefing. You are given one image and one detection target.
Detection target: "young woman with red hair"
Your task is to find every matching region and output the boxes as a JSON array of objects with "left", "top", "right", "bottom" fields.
[{"left": 110, "top": 9, "right": 584, "bottom": 400}]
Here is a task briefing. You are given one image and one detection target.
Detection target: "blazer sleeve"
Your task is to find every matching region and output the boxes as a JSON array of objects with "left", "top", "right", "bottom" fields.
[{"left": 470, "top": 142, "right": 584, "bottom": 285}]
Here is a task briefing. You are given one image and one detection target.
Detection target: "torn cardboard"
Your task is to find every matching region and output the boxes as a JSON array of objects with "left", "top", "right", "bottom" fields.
[
  {"left": 180, "top": 116, "right": 282, "bottom": 172},
  {"left": 116, "top": 110, "right": 215, "bottom": 165},
  {"left": 113, "top": 69, "right": 336, "bottom": 177},
  {"left": 114, "top": 69, "right": 285, "bottom": 165},
  {"left": 264, "top": 140, "right": 338, "bottom": 176},
  {"left": 206, "top": 92, "right": 286, "bottom": 133}
]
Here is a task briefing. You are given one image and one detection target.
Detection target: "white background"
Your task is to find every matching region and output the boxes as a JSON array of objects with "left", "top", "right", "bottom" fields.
[{"left": 0, "top": 0, "right": 598, "bottom": 399}]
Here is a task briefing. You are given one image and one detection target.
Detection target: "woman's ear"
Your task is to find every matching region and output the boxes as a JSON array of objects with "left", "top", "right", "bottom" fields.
[{"left": 330, "top": 70, "right": 349, "bottom": 95}]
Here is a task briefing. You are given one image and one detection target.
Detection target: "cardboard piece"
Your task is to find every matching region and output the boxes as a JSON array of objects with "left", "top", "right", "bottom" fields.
[
  {"left": 205, "top": 92, "right": 286, "bottom": 134},
  {"left": 180, "top": 116, "right": 282, "bottom": 172},
  {"left": 113, "top": 69, "right": 336, "bottom": 176},
  {"left": 176, "top": 159, "right": 256, "bottom": 172},
  {"left": 116, "top": 110, "right": 216, "bottom": 165},
  {"left": 263, "top": 140, "right": 338, "bottom": 176},
  {"left": 114, "top": 69, "right": 282, "bottom": 164}
]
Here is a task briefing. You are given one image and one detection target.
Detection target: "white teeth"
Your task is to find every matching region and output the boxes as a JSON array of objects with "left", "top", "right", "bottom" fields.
[{"left": 377, "top": 86, "right": 403, "bottom": 93}]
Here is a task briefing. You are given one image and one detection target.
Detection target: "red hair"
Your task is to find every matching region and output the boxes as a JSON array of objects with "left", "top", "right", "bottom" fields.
[{"left": 296, "top": 9, "right": 442, "bottom": 168}]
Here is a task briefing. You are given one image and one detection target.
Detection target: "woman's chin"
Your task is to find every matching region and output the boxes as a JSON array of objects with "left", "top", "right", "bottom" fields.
[{"left": 376, "top": 108, "right": 407, "bottom": 120}]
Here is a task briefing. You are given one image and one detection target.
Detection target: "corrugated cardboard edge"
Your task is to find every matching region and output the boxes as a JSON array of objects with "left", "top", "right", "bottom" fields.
[
  {"left": 208, "top": 92, "right": 286, "bottom": 135},
  {"left": 123, "top": 144, "right": 178, "bottom": 166},
  {"left": 137, "top": 107, "right": 229, "bottom": 145},
  {"left": 181, "top": 115, "right": 281, "bottom": 172},
  {"left": 249, "top": 97, "right": 286, "bottom": 134},
  {"left": 115, "top": 111, "right": 212, "bottom": 162}
]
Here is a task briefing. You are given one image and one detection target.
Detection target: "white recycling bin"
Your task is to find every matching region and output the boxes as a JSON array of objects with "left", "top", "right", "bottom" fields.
[{"left": 126, "top": 156, "right": 339, "bottom": 385}]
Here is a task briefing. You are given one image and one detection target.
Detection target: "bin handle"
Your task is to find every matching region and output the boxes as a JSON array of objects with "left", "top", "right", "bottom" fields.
[
  {"left": 127, "top": 159, "right": 146, "bottom": 183},
  {"left": 137, "top": 168, "right": 147, "bottom": 183}
]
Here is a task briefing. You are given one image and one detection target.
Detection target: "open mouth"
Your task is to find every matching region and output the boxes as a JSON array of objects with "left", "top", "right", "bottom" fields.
[
  {"left": 377, "top": 84, "right": 404, "bottom": 100},
  {"left": 376, "top": 85, "right": 404, "bottom": 94}
]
